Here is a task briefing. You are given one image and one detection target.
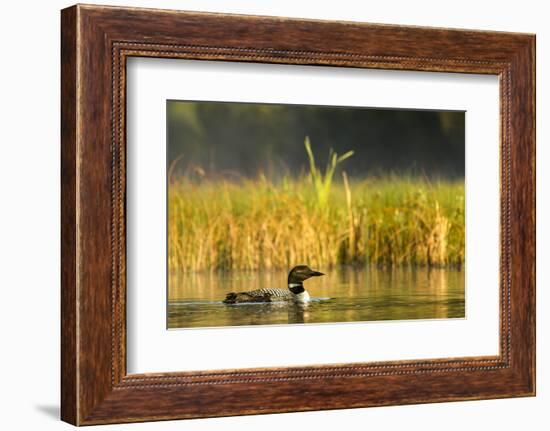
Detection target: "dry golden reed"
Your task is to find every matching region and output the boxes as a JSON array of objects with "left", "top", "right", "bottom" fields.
[{"left": 168, "top": 174, "right": 464, "bottom": 272}]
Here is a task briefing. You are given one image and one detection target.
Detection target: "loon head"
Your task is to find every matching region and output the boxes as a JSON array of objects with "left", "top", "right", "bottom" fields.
[
  {"left": 288, "top": 265, "right": 325, "bottom": 283},
  {"left": 287, "top": 265, "right": 324, "bottom": 295}
]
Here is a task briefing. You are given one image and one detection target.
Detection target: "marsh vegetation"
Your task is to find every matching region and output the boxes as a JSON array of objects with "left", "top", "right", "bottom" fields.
[{"left": 168, "top": 139, "right": 464, "bottom": 272}]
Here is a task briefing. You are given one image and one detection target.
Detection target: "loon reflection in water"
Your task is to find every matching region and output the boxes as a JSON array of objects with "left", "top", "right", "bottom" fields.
[
  {"left": 168, "top": 268, "right": 466, "bottom": 328},
  {"left": 223, "top": 265, "right": 324, "bottom": 304}
]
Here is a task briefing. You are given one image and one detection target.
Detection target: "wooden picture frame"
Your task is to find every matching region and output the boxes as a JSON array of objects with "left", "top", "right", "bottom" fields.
[{"left": 61, "top": 4, "right": 535, "bottom": 425}]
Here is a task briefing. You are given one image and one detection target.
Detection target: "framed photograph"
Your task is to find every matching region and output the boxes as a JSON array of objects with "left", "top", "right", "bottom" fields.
[{"left": 61, "top": 4, "right": 535, "bottom": 425}]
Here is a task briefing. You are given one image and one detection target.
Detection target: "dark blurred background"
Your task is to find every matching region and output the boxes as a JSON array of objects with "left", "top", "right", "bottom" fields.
[{"left": 167, "top": 100, "right": 464, "bottom": 179}]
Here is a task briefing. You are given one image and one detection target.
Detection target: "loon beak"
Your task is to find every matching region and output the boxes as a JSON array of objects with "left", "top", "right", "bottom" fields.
[{"left": 310, "top": 270, "right": 324, "bottom": 277}]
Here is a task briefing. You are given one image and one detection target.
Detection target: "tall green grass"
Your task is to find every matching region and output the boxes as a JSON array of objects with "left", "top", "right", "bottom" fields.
[
  {"left": 168, "top": 176, "right": 464, "bottom": 271},
  {"left": 168, "top": 141, "right": 464, "bottom": 271},
  {"left": 304, "top": 136, "right": 354, "bottom": 210}
]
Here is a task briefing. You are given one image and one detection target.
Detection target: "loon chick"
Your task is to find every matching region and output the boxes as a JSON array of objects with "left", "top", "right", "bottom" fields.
[{"left": 223, "top": 265, "right": 324, "bottom": 304}]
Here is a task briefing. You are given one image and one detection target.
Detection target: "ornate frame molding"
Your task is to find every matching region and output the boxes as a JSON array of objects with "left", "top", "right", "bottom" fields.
[{"left": 61, "top": 5, "right": 535, "bottom": 425}]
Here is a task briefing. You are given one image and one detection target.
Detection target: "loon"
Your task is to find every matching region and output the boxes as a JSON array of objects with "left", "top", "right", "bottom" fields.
[{"left": 223, "top": 265, "right": 324, "bottom": 304}]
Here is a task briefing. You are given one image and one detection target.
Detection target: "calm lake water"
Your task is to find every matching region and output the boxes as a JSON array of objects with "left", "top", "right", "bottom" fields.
[{"left": 168, "top": 267, "right": 465, "bottom": 329}]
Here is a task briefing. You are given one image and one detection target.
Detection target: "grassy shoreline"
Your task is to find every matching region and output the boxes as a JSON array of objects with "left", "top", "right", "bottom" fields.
[{"left": 168, "top": 175, "right": 464, "bottom": 272}]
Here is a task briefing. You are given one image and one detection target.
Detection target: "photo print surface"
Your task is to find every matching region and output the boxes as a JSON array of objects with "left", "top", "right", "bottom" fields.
[{"left": 167, "top": 100, "right": 465, "bottom": 329}]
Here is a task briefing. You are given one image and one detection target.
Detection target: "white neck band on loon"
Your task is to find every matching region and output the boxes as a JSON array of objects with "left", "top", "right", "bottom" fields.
[{"left": 288, "top": 282, "right": 305, "bottom": 294}]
